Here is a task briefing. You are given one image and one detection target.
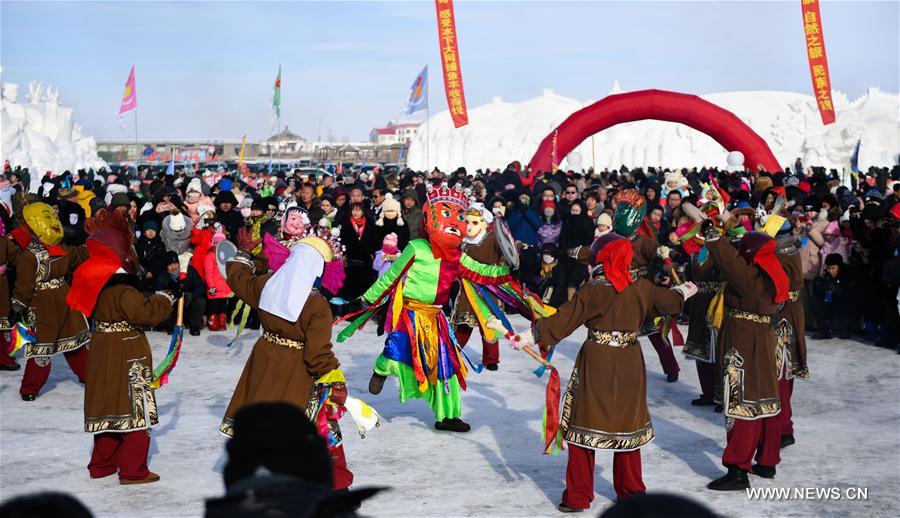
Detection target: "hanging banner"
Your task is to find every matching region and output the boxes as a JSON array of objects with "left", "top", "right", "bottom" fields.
[
  {"left": 434, "top": 0, "right": 469, "bottom": 128},
  {"left": 801, "top": 0, "right": 835, "bottom": 125}
]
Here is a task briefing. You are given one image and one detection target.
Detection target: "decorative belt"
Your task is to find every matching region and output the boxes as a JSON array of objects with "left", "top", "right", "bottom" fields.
[
  {"left": 35, "top": 278, "right": 65, "bottom": 291},
  {"left": 262, "top": 330, "right": 304, "bottom": 350},
  {"left": 725, "top": 309, "right": 773, "bottom": 325},
  {"left": 402, "top": 298, "right": 443, "bottom": 315},
  {"left": 95, "top": 321, "right": 138, "bottom": 333},
  {"left": 587, "top": 330, "right": 638, "bottom": 348},
  {"left": 696, "top": 281, "right": 725, "bottom": 294},
  {"left": 788, "top": 290, "right": 800, "bottom": 302},
  {"left": 593, "top": 266, "right": 646, "bottom": 284}
]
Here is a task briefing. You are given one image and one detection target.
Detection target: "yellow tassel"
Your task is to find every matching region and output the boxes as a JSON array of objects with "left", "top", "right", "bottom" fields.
[
  {"left": 317, "top": 368, "right": 346, "bottom": 385},
  {"left": 707, "top": 287, "right": 725, "bottom": 330},
  {"left": 391, "top": 279, "right": 404, "bottom": 329}
]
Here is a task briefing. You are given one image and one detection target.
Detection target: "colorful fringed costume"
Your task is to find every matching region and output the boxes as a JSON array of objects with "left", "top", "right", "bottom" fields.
[
  {"left": 341, "top": 238, "right": 473, "bottom": 421},
  {"left": 339, "top": 183, "right": 476, "bottom": 429}
]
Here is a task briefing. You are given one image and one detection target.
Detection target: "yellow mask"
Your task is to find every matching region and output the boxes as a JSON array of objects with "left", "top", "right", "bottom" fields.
[{"left": 23, "top": 202, "right": 63, "bottom": 246}]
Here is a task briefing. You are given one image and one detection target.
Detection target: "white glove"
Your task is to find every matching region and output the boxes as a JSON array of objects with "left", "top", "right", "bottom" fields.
[
  {"left": 513, "top": 329, "right": 535, "bottom": 350},
  {"left": 656, "top": 246, "right": 672, "bottom": 259},
  {"left": 672, "top": 282, "right": 698, "bottom": 300}
]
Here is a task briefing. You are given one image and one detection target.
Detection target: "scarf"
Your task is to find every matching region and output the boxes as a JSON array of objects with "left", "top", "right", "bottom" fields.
[
  {"left": 350, "top": 215, "right": 367, "bottom": 237},
  {"left": 753, "top": 240, "right": 790, "bottom": 303},
  {"left": 595, "top": 239, "right": 634, "bottom": 292}
]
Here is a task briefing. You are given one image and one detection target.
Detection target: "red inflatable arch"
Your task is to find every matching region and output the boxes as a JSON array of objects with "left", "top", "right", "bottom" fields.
[{"left": 529, "top": 89, "right": 780, "bottom": 174}]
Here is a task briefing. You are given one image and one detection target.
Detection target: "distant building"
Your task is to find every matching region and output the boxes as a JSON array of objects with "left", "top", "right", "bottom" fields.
[
  {"left": 260, "top": 127, "right": 311, "bottom": 156},
  {"left": 369, "top": 122, "right": 421, "bottom": 145}
]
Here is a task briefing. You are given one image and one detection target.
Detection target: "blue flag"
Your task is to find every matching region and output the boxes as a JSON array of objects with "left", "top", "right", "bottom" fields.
[
  {"left": 405, "top": 65, "right": 428, "bottom": 115},
  {"left": 166, "top": 153, "right": 175, "bottom": 176},
  {"left": 268, "top": 159, "right": 273, "bottom": 174},
  {"left": 850, "top": 139, "right": 861, "bottom": 174}
]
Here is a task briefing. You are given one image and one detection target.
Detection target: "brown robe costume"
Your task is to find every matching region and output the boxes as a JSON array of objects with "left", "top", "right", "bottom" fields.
[
  {"left": 83, "top": 281, "right": 173, "bottom": 432},
  {"left": 707, "top": 238, "right": 781, "bottom": 420},
  {"left": 11, "top": 238, "right": 90, "bottom": 359},
  {"left": 219, "top": 255, "right": 341, "bottom": 436},
  {"left": 775, "top": 237, "right": 808, "bottom": 379},
  {"left": 533, "top": 277, "right": 685, "bottom": 451},
  {"left": 453, "top": 231, "right": 504, "bottom": 327},
  {"left": 683, "top": 255, "right": 723, "bottom": 363}
]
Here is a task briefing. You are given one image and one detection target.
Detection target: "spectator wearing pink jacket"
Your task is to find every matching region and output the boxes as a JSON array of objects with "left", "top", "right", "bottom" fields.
[{"left": 204, "top": 227, "right": 233, "bottom": 331}]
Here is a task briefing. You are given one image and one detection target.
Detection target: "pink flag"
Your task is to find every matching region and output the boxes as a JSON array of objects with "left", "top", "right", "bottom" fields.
[{"left": 118, "top": 66, "right": 136, "bottom": 115}]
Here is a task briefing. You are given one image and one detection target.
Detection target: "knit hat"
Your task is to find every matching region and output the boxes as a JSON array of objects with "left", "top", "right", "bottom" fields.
[
  {"left": 197, "top": 204, "right": 215, "bottom": 218},
  {"left": 187, "top": 177, "right": 204, "bottom": 194},
  {"left": 381, "top": 232, "right": 399, "bottom": 255},
  {"left": 168, "top": 212, "right": 186, "bottom": 232},
  {"left": 541, "top": 199, "right": 556, "bottom": 215},
  {"left": 109, "top": 192, "right": 130, "bottom": 210},
  {"left": 376, "top": 193, "right": 403, "bottom": 227},
  {"left": 825, "top": 253, "right": 844, "bottom": 267},
  {"left": 597, "top": 212, "right": 613, "bottom": 229},
  {"left": 142, "top": 220, "right": 158, "bottom": 233}
]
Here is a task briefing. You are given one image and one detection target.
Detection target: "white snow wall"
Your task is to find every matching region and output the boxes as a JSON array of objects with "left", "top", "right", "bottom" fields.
[
  {"left": 407, "top": 85, "right": 900, "bottom": 172},
  {"left": 1, "top": 79, "right": 106, "bottom": 188}
]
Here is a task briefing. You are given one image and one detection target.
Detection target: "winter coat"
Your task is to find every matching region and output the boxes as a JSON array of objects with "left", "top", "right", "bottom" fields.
[
  {"left": 215, "top": 208, "right": 244, "bottom": 241},
  {"left": 402, "top": 205, "right": 423, "bottom": 241},
  {"left": 135, "top": 235, "right": 167, "bottom": 272},
  {"left": 537, "top": 221, "right": 562, "bottom": 247},
  {"left": 161, "top": 213, "right": 194, "bottom": 255},
  {"left": 339, "top": 218, "right": 378, "bottom": 300},
  {"left": 372, "top": 250, "right": 396, "bottom": 278},
  {"left": 801, "top": 218, "right": 829, "bottom": 279},
  {"left": 374, "top": 217, "right": 410, "bottom": 252},
  {"left": 560, "top": 213, "right": 595, "bottom": 251},
  {"left": 204, "top": 251, "right": 232, "bottom": 300},
  {"left": 507, "top": 206, "right": 542, "bottom": 246},
  {"left": 190, "top": 226, "right": 215, "bottom": 285}
]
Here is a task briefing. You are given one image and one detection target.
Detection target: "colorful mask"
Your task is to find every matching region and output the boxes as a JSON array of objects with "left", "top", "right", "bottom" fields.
[
  {"left": 423, "top": 184, "right": 469, "bottom": 251},
  {"left": 281, "top": 207, "right": 307, "bottom": 238},
  {"left": 23, "top": 202, "right": 63, "bottom": 246},
  {"left": 465, "top": 212, "right": 488, "bottom": 240},
  {"left": 612, "top": 190, "right": 647, "bottom": 237}
]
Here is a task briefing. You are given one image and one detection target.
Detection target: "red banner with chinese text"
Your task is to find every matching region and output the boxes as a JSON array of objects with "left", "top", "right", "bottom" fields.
[
  {"left": 435, "top": 0, "right": 468, "bottom": 128},
  {"left": 801, "top": 0, "right": 836, "bottom": 125}
]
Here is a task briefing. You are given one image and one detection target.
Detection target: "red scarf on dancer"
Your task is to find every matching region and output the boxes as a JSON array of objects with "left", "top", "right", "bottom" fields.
[
  {"left": 10, "top": 226, "right": 67, "bottom": 257},
  {"left": 753, "top": 240, "right": 790, "bottom": 303},
  {"left": 595, "top": 239, "right": 634, "bottom": 292}
]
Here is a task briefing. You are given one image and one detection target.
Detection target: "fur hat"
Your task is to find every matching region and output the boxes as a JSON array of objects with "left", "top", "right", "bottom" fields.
[
  {"left": 597, "top": 212, "right": 613, "bottom": 229},
  {"left": 376, "top": 193, "right": 403, "bottom": 227}
]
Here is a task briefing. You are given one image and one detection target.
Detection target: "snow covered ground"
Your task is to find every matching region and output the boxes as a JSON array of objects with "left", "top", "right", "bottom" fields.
[{"left": 1, "top": 317, "right": 898, "bottom": 517}]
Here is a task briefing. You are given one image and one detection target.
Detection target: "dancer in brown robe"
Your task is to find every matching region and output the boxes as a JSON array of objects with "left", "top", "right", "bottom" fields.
[
  {"left": 67, "top": 210, "right": 175, "bottom": 484},
  {"left": 514, "top": 233, "right": 697, "bottom": 512},
  {"left": 702, "top": 226, "right": 790, "bottom": 490}
]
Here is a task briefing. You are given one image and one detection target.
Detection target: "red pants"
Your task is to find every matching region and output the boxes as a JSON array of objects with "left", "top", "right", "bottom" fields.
[
  {"left": 779, "top": 377, "right": 794, "bottom": 436},
  {"left": 0, "top": 331, "right": 16, "bottom": 363},
  {"left": 20, "top": 346, "right": 89, "bottom": 396},
  {"left": 454, "top": 325, "right": 500, "bottom": 366},
  {"left": 648, "top": 333, "right": 680, "bottom": 377},
  {"left": 561, "top": 445, "right": 645, "bottom": 508},
  {"left": 695, "top": 360, "right": 716, "bottom": 400},
  {"left": 330, "top": 445, "right": 354, "bottom": 490},
  {"left": 0, "top": 332, "right": 17, "bottom": 367},
  {"left": 89, "top": 430, "right": 152, "bottom": 480},
  {"left": 723, "top": 416, "right": 781, "bottom": 471}
]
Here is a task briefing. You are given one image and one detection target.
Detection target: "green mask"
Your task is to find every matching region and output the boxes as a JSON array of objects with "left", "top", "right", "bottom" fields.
[{"left": 613, "top": 203, "right": 646, "bottom": 237}]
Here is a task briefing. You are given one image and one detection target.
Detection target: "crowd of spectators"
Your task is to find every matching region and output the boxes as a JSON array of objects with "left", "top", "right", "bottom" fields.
[{"left": 1, "top": 159, "right": 897, "bottom": 351}]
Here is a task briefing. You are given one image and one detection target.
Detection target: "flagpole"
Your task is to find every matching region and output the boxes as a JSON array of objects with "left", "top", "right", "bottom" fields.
[
  {"left": 134, "top": 108, "right": 138, "bottom": 145},
  {"left": 426, "top": 104, "right": 430, "bottom": 172}
]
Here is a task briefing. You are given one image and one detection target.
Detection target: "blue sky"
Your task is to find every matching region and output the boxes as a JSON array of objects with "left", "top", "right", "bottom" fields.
[{"left": 2, "top": 1, "right": 897, "bottom": 141}]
